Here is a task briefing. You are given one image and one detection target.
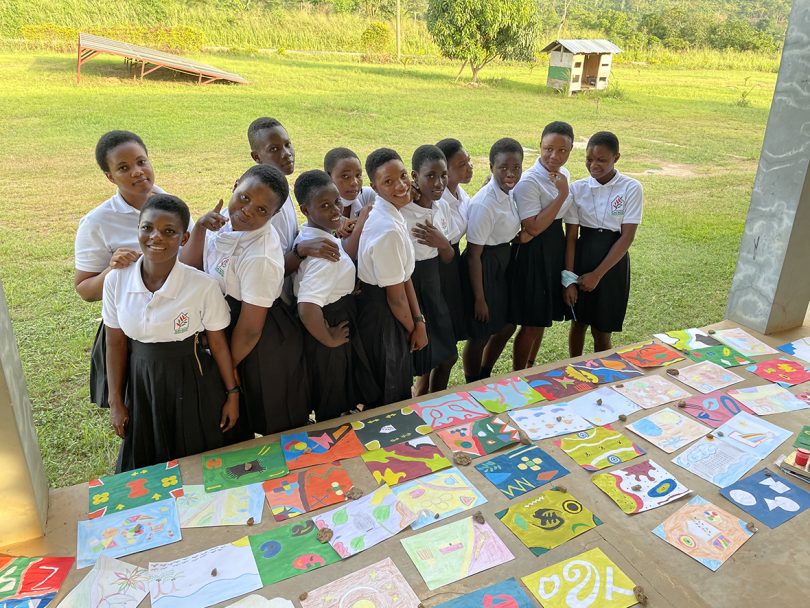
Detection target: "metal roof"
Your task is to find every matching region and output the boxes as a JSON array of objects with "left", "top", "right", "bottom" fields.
[{"left": 540, "top": 39, "right": 623, "bottom": 55}]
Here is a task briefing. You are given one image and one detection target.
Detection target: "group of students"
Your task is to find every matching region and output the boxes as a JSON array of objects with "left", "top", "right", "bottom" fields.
[{"left": 74, "top": 118, "right": 642, "bottom": 472}]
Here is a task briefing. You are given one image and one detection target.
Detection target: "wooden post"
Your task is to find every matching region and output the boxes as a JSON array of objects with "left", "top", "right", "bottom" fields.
[{"left": 76, "top": 37, "right": 82, "bottom": 84}]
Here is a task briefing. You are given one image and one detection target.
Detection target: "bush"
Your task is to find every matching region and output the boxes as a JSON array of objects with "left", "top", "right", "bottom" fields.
[
  {"left": 360, "top": 21, "right": 392, "bottom": 53},
  {"left": 20, "top": 23, "right": 77, "bottom": 44}
]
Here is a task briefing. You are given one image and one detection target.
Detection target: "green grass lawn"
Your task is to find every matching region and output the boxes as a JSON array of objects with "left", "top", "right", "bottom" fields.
[{"left": 0, "top": 50, "right": 775, "bottom": 488}]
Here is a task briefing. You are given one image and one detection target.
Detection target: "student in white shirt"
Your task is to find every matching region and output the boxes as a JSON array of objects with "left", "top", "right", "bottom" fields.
[
  {"left": 293, "top": 170, "right": 380, "bottom": 420},
  {"left": 462, "top": 138, "right": 523, "bottom": 382},
  {"left": 564, "top": 131, "right": 643, "bottom": 356},
  {"left": 103, "top": 194, "right": 239, "bottom": 472},
  {"left": 180, "top": 164, "right": 311, "bottom": 435},
  {"left": 357, "top": 148, "right": 428, "bottom": 406},
  {"left": 323, "top": 146, "right": 376, "bottom": 260},
  {"left": 509, "top": 121, "right": 574, "bottom": 371}
]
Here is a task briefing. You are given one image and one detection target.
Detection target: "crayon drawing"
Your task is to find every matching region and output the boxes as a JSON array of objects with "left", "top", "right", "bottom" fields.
[
  {"left": 681, "top": 391, "right": 754, "bottom": 428},
  {"left": 435, "top": 578, "right": 535, "bottom": 608},
  {"left": 611, "top": 374, "right": 691, "bottom": 409},
  {"left": 57, "top": 555, "right": 148, "bottom": 608},
  {"left": 202, "top": 442, "right": 288, "bottom": 492},
  {"left": 411, "top": 391, "right": 490, "bottom": 430},
  {"left": 566, "top": 353, "right": 644, "bottom": 384},
  {"left": 88, "top": 459, "right": 183, "bottom": 519},
  {"left": 713, "top": 411, "right": 790, "bottom": 459},
  {"left": 351, "top": 407, "right": 432, "bottom": 450},
  {"left": 0, "top": 556, "right": 74, "bottom": 606},
  {"left": 475, "top": 444, "right": 569, "bottom": 499},
  {"left": 525, "top": 367, "right": 597, "bottom": 401},
  {"left": 468, "top": 376, "right": 545, "bottom": 413},
  {"left": 713, "top": 327, "right": 777, "bottom": 357},
  {"left": 672, "top": 438, "right": 759, "bottom": 488},
  {"left": 509, "top": 403, "right": 592, "bottom": 440},
  {"left": 262, "top": 463, "right": 353, "bottom": 522},
  {"left": 592, "top": 459, "right": 691, "bottom": 514},
  {"left": 361, "top": 436, "right": 451, "bottom": 486},
  {"left": 747, "top": 358, "right": 810, "bottom": 387},
  {"left": 653, "top": 328, "right": 721, "bottom": 351},
  {"left": 728, "top": 384, "right": 810, "bottom": 415},
  {"left": 280, "top": 424, "right": 365, "bottom": 470},
  {"left": 176, "top": 484, "right": 264, "bottom": 528},
  {"left": 567, "top": 386, "right": 641, "bottom": 426},
  {"left": 777, "top": 337, "right": 810, "bottom": 364},
  {"left": 393, "top": 467, "right": 487, "bottom": 530},
  {"left": 436, "top": 414, "right": 521, "bottom": 457},
  {"left": 555, "top": 425, "right": 645, "bottom": 471},
  {"left": 682, "top": 344, "right": 753, "bottom": 368},
  {"left": 615, "top": 339, "right": 684, "bottom": 368},
  {"left": 626, "top": 408, "right": 710, "bottom": 453},
  {"left": 227, "top": 597, "right": 294, "bottom": 608},
  {"left": 674, "top": 361, "right": 744, "bottom": 394},
  {"left": 720, "top": 468, "right": 810, "bottom": 529}
]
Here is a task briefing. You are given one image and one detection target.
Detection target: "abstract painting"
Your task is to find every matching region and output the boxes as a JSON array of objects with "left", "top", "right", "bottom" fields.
[
  {"left": 682, "top": 345, "right": 753, "bottom": 368},
  {"left": 57, "top": 555, "right": 148, "bottom": 608},
  {"left": 747, "top": 358, "right": 810, "bottom": 387},
  {"left": 435, "top": 578, "right": 535, "bottom": 608},
  {"left": 0, "top": 556, "right": 74, "bottom": 607},
  {"left": 777, "top": 337, "right": 810, "bottom": 364},
  {"left": 615, "top": 339, "right": 684, "bottom": 368},
  {"left": 361, "top": 436, "right": 452, "bottom": 486},
  {"left": 202, "top": 442, "right": 288, "bottom": 492},
  {"left": 713, "top": 327, "right": 777, "bottom": 357},
  {"left": 411, "top": 391, "right": 490, "bottom": 430},
  {"left": 525, "top": 367, "right": 597, "bottom": 401},
  {"left": 592, "top": 459, "right": 691, "bottom": 514},
  {"left": 720, "top": 468, "right": 810, "bottom": 528},
  {"left": 176, "top": 484, "right": 264, "bottom": 528},
  {"left": 567, "top": 386, "right": 641, "bottom": 425},
  {"left": 509, "top": 403, "right": 592, "bottom": 440},
  {"left": 436, "top": 414, "right": 521, "bottom": 457},
  {"left": 351, "top": 407, "right": 432, "bottom": 450},
  {"left": 728, "top": 384, "right": 810, "bottom": 415},
  {"left": 626, "top": 408, "right": 710, "bottom": 453},
  {"left": 565, "top": 353, "right": 644, "bottom": 384},
  {"left": 280, "top": 424, "right": 365, "bottom": 470},
  {"left": 88, "top": 459, "right": 183, "bottom": 519},
  {"left": 393, "top": 467, "right": 487, "bottom": 530},
  {"left": 680, "top": 391, "right": 754, "bottom": 428},
  {"left": 611, "top": 374, "right": 691, "bottom": 409},
  {"left": 672, "top": 438, "right": 759, "bottom": 488},
  {"left": 467, "top": 376, "right": 545, "bottom": 413},
  {"left": 653, "top": 328, "right": 722, "bottom": 351},
  {"left": 555, "top": 425, "right": 645, "bottom": 472},
  {"left": 713, "top": 411, "right": 790, "bottom": 459},
  {"left": 674, "top": 361, "right": 744, "bottom": 394},
  {"left": 475, "top": 444, "right": 569, "bottom": 499},
  {"left": 262, "top": 463, "right": 353, "bottom": 522}
]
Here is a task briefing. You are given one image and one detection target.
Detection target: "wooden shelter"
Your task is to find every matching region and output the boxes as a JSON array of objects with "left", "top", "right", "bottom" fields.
[{"left": 540, "top": 39, "right": 622, "bottom": 95}]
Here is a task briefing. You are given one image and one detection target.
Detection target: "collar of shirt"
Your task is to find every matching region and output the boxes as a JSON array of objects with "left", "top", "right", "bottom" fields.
[
  {"left": 487, "top": 175, "right": 515, "bottom": 205},
  {"left": 372, "top": 195, "right": 407, "bottom": 228},
  {"left": 126, "top": 256, "right": 184, "bottom": 299},
  {"left": 110, "top": 190, "right": 143, "bottom": 215},
  {"left": 298, "top": 223, "right": 339, "bottom": 245},
  {"left": 587, "top": 170, "right": 623, "bottom": 189},
  {"left": 212, "top": 213, "right": 277, "bottom": 256}
]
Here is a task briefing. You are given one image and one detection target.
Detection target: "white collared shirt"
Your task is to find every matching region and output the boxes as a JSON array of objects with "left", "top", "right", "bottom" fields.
[
  {"left": 270, "top": 194, "right": 300, "bottom": 254},
  {"left": 341, "top": 186, "right": 376, "bottom": 218},
  {"left": 440, "top": 185, "right": 470, "bottom": 244},
  {"left": 102, "top": 258, "right": 230, "bottom": 342},
  {"left": 293, "top": 225, "right": 356, "bottom": 307},
  {"left": 357, "top": 196, "right": 415, "bottom": 287},
  {"left": 400, "top": 201, "right": 452, "bottom": 261},
  {"left": 465, "top": 178, "right": 521, "bottom": 246},
  {"left": 513, "top": 160, "right": 574, "bottom": 222},
  {"left": 568, "top": 170, "right": 643, "bottom": 231}
]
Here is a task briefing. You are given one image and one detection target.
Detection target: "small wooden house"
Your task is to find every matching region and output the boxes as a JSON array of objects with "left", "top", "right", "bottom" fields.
[{"left": 540, "top": 39, "right": 622, "bottom": 95}]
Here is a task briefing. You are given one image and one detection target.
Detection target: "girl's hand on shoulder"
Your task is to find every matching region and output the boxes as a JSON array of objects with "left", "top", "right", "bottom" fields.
[
  {"left": 358, "top": 203, "right": 373, "bottom": 221},
  {"left": 199, "top": 199, "right": 228, "bottom": 231},
  {"left": 109, "top": 247, "right": 141, "bottom": 270},
  {"left": 578, "top": 272, "right": 601, "bottom": 292},
  {"left": 410, "top": 322, "right": 428, "bottom": 351},
  {"left": 474, "top": 297, "right": 489, "bottom": 323},
  {"left": 563, "top": 284, "right": 578, "bottom": 306},
  {"left": 220, "top": 392, "right": 239, "bottom": 432},
  {"left": 109, "top": 400, "right": 130, "bottom": 438},
  {"left": 327, "top": 320, "right": 350, "bottom": 347},
  {"left": 413, "top": 219, "right": 449, "bottom": 249},
  {"left": 336, "top": 217, "right": 356, "bottom": 238},
  {"left": 410, "top": 182, "right": 422, "bottom": 204},
  {"left": 299, "top": 237, "right": 340, "bottom": 262}
]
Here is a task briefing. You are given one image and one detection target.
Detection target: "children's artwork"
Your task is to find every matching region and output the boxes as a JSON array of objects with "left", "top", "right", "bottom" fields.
[
  {"left": 57, "top": 555, "right": 148, "bottom": 608},
  {"left": 76, "top": 498, "right": 182, "bottom": 568},
  {"left": 592, "top": 459, "right": 691, "bottom": 514},
  {"left": 794, "top": 425, "right": 810, "bottom": 450},
  {"left": 673, "top": 361, "right": 744, "bottom": 394},
  {"left": 434, "top": 578, "right": 535, "bottom": 608},
  {"left": 474, "top": 444, "right": 569, "bottom": 499},
  {"left": 248, "top": 519, "right": 340, "bottom": 586},
  {"left": 747, "top": 357, "right": 810, "bottom": 387},
  {"left": 615, "top": 339, "right": 685, "bottom": 368},
  {"left": 468, "top": 376, "right": 545, "bottom": 413},
  {"left": 202, "top": 442, "right": 288, "bottom": 492},
  {"left": 88, "top": 459, "right": 183, "bottom": 519},
  {"left": 728, "top": 384, "right": 810, "bottom": 415},
  {"left": 567, "top": 386, "right": 641, "bottom": 425},
  {"left": 401, "top": 517, "right": 515, "bottom": 591},
  {"left": 312, "top": 484, "right": 416, "bottom": 558},
  {"left": 509, "top": 403, "right": 593, "bottom": 440},
  {"left": 654, "top": 328, "right": 722, "bottom": 351},
  {"left": 713, "top": 327, "right": 778, "bottom": 357},
  {"left": 672, "top": 438, "right": 759, "bottom": 488},
  {"left": 280, "top": 424, "right": 365, "bottom": 470},
  {"left": 626, "top": 408, "right": 709, "bottom": 453},
  {"left": 411, "top": 391, "right": 490, "bottom": 430},
  {"left": 683, "top": 344, "right": 753, "bottom": 368},
  {"left": 652, "top": 495, "right": 754, "bottom": 571},
  {"left": 522, "top": 547, "right": 637, "bottom": 608},
  {"left": 176, "top": 483, "right": 264, "bottom": 528},
  {"left": 777, "top": 337, "right": 810, "bottom": 364},
  {"left": 611, "top": 374, "right": 691, "bottom": 409},
  {"left": 393, "top": 467, "right": 487, "bottom": 530},
  {"left": 720, "top": 468, "right": 810, "bottom": 529},
  {"left": 299, "top": 557, "right": 421, "bottom": 608},
  {"left": 555, "top": 425, "right": 645, "bottom": 472},
  {"left": 351, "top": 407, "right": 432, "bottom": 450},
  {"left": 361, "top": 436, "right": 452, "bottom": 486},
  {"left": 436, "top": 414, "right": 521, "bottom": 457},
  {"left": 525, "top": 367, "right": 597, "bottom": 401},
  {"left": 714, "top": 411, "right": 790, "bottom": 459},
  {"left": 0, "top": 556, "right": 74, "bottom": 606},
  {"left": 681, "top": 391, "right": 754, "bottom": 427},
  {"left": 496, "top": 489, "right": 602, "bottom": 555},
  {"left": 227, "top": 597, "right": 294, "bottom": 608},
  {"left": 148, "top": 537, "right": 262, "bottom": 608},
  {"left": 262, "top": 463, "right": 353, "bottom": 522},
  {"left": 566, "top": 353, "right": 644, "bottom": 384}
]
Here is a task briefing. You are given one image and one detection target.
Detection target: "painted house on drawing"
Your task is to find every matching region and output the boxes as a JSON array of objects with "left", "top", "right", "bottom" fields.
[{"left": 540, "top": 39, "right": 622, "bottom": 95}]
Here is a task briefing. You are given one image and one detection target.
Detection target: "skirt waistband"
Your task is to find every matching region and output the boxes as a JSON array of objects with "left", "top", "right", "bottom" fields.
[
  {"left": 580, "top": 226, "right": 620, "bottom": 235},
  {"left": 130, "top": 334, "right": 201, "bottom": 358}
]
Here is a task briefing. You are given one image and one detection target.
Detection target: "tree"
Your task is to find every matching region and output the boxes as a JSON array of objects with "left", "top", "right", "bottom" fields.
[{"left": 426, "top": 0, "right": 539, "bottom": 83}]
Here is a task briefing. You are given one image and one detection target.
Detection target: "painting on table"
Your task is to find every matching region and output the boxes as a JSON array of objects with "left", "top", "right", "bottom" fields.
[
  {"left": 777, "top": 337, "right": 810, "bottom": 364},
  {"left": 262, "top": 463, "right": 353, "bottom": 522},
  {"left": 411, "top": 392, "right": 490, "bottom": 430},
  {"left": 673, "top": 361, "right": 744, "bottom": 394},
  {"left": 280, "top": 424, "right": 365, "bottom": 470},
  {"left": 747, "top": 358, "right": 810, "bottom": 388},
  {"left": 0, "top": 556, "right": 74, "bottom": 607},
  {"left": 361, "top": 436, "right": 452, "bottom": 486},
  {"left": 475, "top": 444, "right": 569, "bottom": 499},
  {"left": 57, "top": 555, "right": 148, "bottom": 608},
  {"left": 728, "top": 384, "right": 810, "bottom": 415},
  {"left": 713, "top": 411, "right": 791, "bottom": 460},
  {"left": 592, "top": 459, "right": 691, "bottom": 514},
  {"left": 436, "top": 414, "right": 521, "bottom": 457},
  {"left": 611, "top": 375, "right": 691, "bottom": 409},
  {"left": 202, "top": 442, "right": 288, "bottom": 492},
  {"left": 176, "top": 484, "right": 264, "bottom": 528},
  {"left": 672, "top": 438, "right": 759, "bottom": 488},
  {"left": 467, "top": 376, "right": 545, "bottom": 413},
  {"left": 88, "top": 459, "right": 183, "bottom": 519},
  {"left": 713, "top": 327, "right": 777, "bottom": 357},
  {"left": 567, "top": 386, "right": 641, "bottom": 426},
  {"left": 351, "top": 407, "right": 432, "bottom": 450},
  {"left": 615, "top": 339, "right": 684, "bottom": 368},
  {"left": 625, "top": 408, "right": 710, "bottom": 453},
  {"left": 682, "top": 345, "right": 753, "bottom": 368},
  {"left": 720, "top": 468, "right": 810, "bottom": 529},
  {"left": 653, "top": 328, "right": 721, "bottom": 351},
  {"left": 555, "top": 425, "right": 645, "bottom": 472},
  {"left": 680, "top": 391, "right": 754, "bottom": 428},
  {"left": 525, "top": 367, "right": 597, "bottom": 401},
  {"left": 566, "top": 353, "right": 644, "bottom": 384},
  {"left": 393, "top": 467, "right": 487, "bottom": 530},
  {"left": 509, "top": 403, "right": 592, "bottom": 440},
  {"left": 435, "top": 578, "right": 535, "bottom": 608}
]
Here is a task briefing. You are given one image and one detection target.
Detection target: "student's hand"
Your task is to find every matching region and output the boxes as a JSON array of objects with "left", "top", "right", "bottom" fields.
[
  {"left": 481, "top": 174, "right": 492, "bottom": 187},
  {"left": 578, "top": 272, "right": 601, "bottom": 292},
  {"left": 357, "top": 203, "right": 373, "bottom": 221},
  {"left": 410, "top": 322, "right": 428, "bottom": 351},
  {"left": 298, "top": 237, "right": 341, "bottom": 262},
  {"left": 548, "top": 172, "right": 569, "bottom": 199},
  {"left": 327, "top": 320, "right": 351, "bottom": 347},
  {"left": 410, "top": 182, "right": 422, "bottom": 204},
  {"left": 563, "top": 284, "right": 578, "bottom": 306},
  {"left": 474, "top": 297, "right": 489, "bottom": 323},
  {"left": 336, "top": 217, "right": 356, "bottom": 238},
  {"left": 220, "top": 393, "right": 239, "bottom": 432},
  {"left": 109, "top": 248, "right": 141, "bottom": 270},
  {"left": 109, "top": 400, "right": 129, "bottom": 438},
  {"left": 518, "top": 229, "right": 533, "bottom": 244},
  {"left": 199, "top": 199, "right": 228, "bottom": 231},
  {"left": 413, "top": 219, "right": 450, "bottom": 250}
]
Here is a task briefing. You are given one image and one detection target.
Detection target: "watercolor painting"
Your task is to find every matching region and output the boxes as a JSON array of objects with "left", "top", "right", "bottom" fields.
[
  {"left": 728, "top": 384, "right": 810, "bottom": 415},
  {"left": 351, "top": 407, "right": 432, "bottom": 450},
  {"left": 88, "top": 459, "right": 183, "bottom": 519},
  {"left": 362, "top": 436, "right": 452, "bottom": 486},
  {"left": 555, "top": 425, "right": 645, "bottom": 472},
  {"left": 300, "top": 557, "right": 421, "bottom": 608},
  {"left": 57, "top": 555, "right": 148, "bottom": 608},
  {"left": 674, "top": 361, "right": 744, "bottom": 394},
  {"left": 202, "top": 442, "right": 288, "bottom": 492},
  {"left": 672, "top": 438, "right": 759, "bottom": 488},
  {"left": 592, "top": 459, "right": 691, "bottom": 514},
  {"left": 475, "top": 444, "right": 569, "bottom": 499},
  {"left": 509, "top": 403, "right": 592, "bottom": 440},
  {"left": 612, "top": 375, "right": 692, "bottom": 409},
  {"left": 777, "top": 337, "right": 810, "bottom": 364},
  {"left": 713, "top": 328, "right": 777, "bottom": 357},
  {"left": 615, "top": 339, "right": 684, "bottom": 368},
  {"left": 436, "top": 414, "right": 521, "bottom": 457},
  {"left": 567, "top": 386, "right": 641, "bottom": 426},
  {"left": 626, "top": 408, "right": 710, "bottom": 453},
  {"left": 522, "top": 547, "right": 637, "bottom": 608},
  {"left": 280, "top": 424, "right": 365, "bottom": 470},
  {"left": 681, "top": 391, "right": 754, "bottom": 428},
  {"left": 393, "top": 467, "right": 487, "bottom": 530},
  {"left": 262, "top": 463, "right": 353, "bottom": 522},
  {"left": 747, "top": 358, "right": 810, "bottom": 387},
  {"left": 401, "top": 517, "right": 515, "bottom": 591},
  {"left": 652, "top": 496, "right": 753, "bottom": 571},
  {"left": 713, "top": 411, "right": 790, "bottom": 459},
  {"left": 176, "top": 484, "right": 264, "bottom": 528},
  {"left": 435, "top": 578, "right": 535, "bottom": 608},
  {"left": 654, "top": 328, "right": 722, "bottom": 351},
  {"left": 525, "top": 367, "right": 597, "bottom": 401},
  {"left": 566, "top": 353, "right": 644, "bottom": 384},
  {"left": 496, "top": 489, "right": 602, "bottom": 555},
  {"left": 0, "top": 556, "right": 74, "bottom": 606},
  {"left": 468, "top": 376, "right": 545, "bottom": 413},
  {"left": 720, "top": 468, "right": 810, "bottom": 529},
  {"left": 683, "top": 344, "right": 753, "bottom": 368},
  {"left": 411, "top": 391, "right": 491, "bottom": 430}
]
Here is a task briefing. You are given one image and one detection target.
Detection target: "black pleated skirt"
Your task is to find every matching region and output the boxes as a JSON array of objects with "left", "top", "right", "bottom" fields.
[
  {"left": 90, "top": 321, "right": 109, "bottom": 408},
  {"left": 303, "top": 294, "right": 381, "bottom": 421},
  {"left": 573, "top": 227, "right": 630, "bottom": 332},
  {"left": 463, "top": 242, "right": 512, "bottom": 339},
  {"left": 411, "top": 257, "right": 457, "bottom": 376},
  {"left": 356, "top": 282, "right": 412, "bottom": 407},
  {"left": 508, "top": 218, "right": 566, "bottom": 327},
  {"left": 116, "top": 335, "right": 226, "bottom": 473},
  {"left": 439, "top": 242, "right": 469, "bottom": 341}
]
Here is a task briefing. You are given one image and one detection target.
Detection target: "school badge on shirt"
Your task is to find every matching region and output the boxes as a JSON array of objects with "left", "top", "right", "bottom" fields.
[
  {"left": 215, "top": 256, "right": 230, "bottom": 277},
  {"left": 610, "top": 195, "right": 626, "bottom": 216},
  {"left": 174, "top": 311, "right": 190, "bottom": 334}
]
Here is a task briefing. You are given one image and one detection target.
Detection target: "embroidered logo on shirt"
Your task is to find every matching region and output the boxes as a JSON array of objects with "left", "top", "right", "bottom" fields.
[
  {"left": 215, "top": 257, "right": 230, "bottom": 277},
  {"left": 174, "top": 312, "right": 190, "bottom": 334},
  {"left": 610, "top": 195, "right": 626, "bottom": 215}
]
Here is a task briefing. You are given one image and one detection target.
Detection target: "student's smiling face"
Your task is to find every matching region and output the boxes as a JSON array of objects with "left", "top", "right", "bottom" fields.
[
  {"left": 251, "top": 126, "right": 295, "bottom": 175},
  {"left": 447, "top": 148, "right": 473, "bottom": 186},
  {"left": 491, "top": 151, "right": 523, "bottom": 193},
  {"left": 228, "top": 175, "right": 282, "bottom": 232},
  {"left": 302, "top": 183, "right": 343, "bottom": 233},
  {"left": 540, "top": 133, "right": 573, "bottom": 173},
  {"left": 371, "top": 159, "right": 411, "bottom": 208},
  {"left": 413, "top": 158, "right": 448, "bottom": 203},
  {"left": 105, "top": 141, "right": 154, "bottom": 201},
  {"left": 138, "top": 208, "right": 187, "bottom": 262},
  {"left": 585, "top": 144, "right": 621, "bottom": 183},
  {"left": 330, "top": 156, "right": 364, "bottom": 200}
]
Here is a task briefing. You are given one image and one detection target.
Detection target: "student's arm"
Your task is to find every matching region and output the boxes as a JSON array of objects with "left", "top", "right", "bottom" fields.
[
  {"left": 413, "top": 218, "right": 454, "bottom": 264},
  {"left": 205, "top": 328, "right": 240, "bottom": 432},
  {"left": 563, "top": 223, "right": 579, "bottom": 306},
  {"left": 385, "top": 282, "right": 414, "bottom": 334},
  {"left": 74, "top": 249, "right": 140, "bottom": 302},
  {"left": 466, "top": 243, "right": 489, "bottom": 323},
  {"left": 284, "top": 238, "right": 340, "bottom": 275},
  {"left": 578, "top": 224, "right": 638, "bottom": 292},
  {"left": 521, "top": 174, "right": 569, "bottom": 238},
  {"left": 298, "top": 302, "right": 349, "bottom": 348},
  {"left": 180, "top": 200, "right": 227, "bottom": 270},
  {"left": 105, "top": 326, "right": 130, "bottom": 438},
  {"left": 230, "top": 302, "right": 268, "bottom": 367},
  {"left": 404, "top": 278, "right": 428, "bottom": 351},
  {"left": 342, "top": 203, "right": 372, "bottom": 261}
]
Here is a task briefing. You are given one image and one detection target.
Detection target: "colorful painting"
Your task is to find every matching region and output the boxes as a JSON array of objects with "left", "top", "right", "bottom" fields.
[
  {"left": 747, "top": 358, "right": 810, "bottom": 387},
  {"left": 794, "top": 425, "right": 810, "bottom": 450},
  {"left": 300, "top": 557, "right": 421, "bottom": 608},
  {"left": 615, "top": 339, "right": 684, "bottom": 368},
  {"left": 713, "top": 411, "right": 790, "bottom": 459},
  {"left": 411, "top": 391, "right": 490, "bottom": 430},
  {"left": 0, "top": 556, "right": 74, "bottom": 606},
  {"left": 683, "top": 344, "right": 753, "bottom": 368},
  {"left": 202, "top": 442, "right": 288, "bottom": 492},
  {"left": 592, "top": 459, "right": 691, "bottom": 514},
  {"left": 468, "top": 376, "right": 545, "bottom": 413},
  {"left": 148, "top": 537, "right": 262, "bottom": 608},
  {"left": 555, "top": 425, "right": 645, "bottom": 472},
  {"left": 728, "top": 384, "right": 810, "bottom": 415},
  {"left": 713, "top": 327, "right": 777, "bottom": 357},
  {"left": 475, "top": 444, "right": 569, "bottom": 499},
  {"left": 566, "top": 353, "right": 644, "bottom": 384},
  {"left": 312, "top": 484, "right": 416, "bottom": 558},
  {"left": 76, "top": 498, "right": 182, "bottom": 568},
  {"left": 57, "top": 555, "right": 148, "bottom": 608},
  {"left": 674, "top": 361, "right": 744, "bottom": 394},
  {"left": 652, "top": 496, "right": 754, "bottom": 571},
  {"left": 280, "top": 424, "right": 365, "bottom": 470},
  {"left": 361, "top": 436, "right": 452, "bottom": 486},
  {"left": 567, "top": 386, "right": 641, "bottom": 425},
  {"left": 672, "top": 438, "right": 759, "bottom": 488},
  {"left": 626, "top": 408, "right": 710, "bottom": 453},
  {"left": 496, "top": 489, "right": 602, "bottom": 555},
  {"left": 509, "top": 403, "right": 592, "bottom": 440},
  {"left": 351, "top": 407, "right": 432, "bottom": 450},
  {"left": 176, "top": 483, "right": 264, "bottom": 528},
  {"left": 401, "top": 517, "right": 515, "bottom": 591},
  {"left": 525, "top": 367, "right": 597, "bottom": 401},
  {"left": 777, "top": 337, "right": 810, "bottom": 364},
  {"left": 248, "top": 519, "right": 340, "bottom": 585},
  {"left": 435, "top": 578, "right": 535, "bottom": 608},
  {"left": 522, "top": 547, "right": 637, "bottom": 608},
  {"left": 436, "top": 414, "right": 521, "bottom": 457},
  {"left": 393, "top": 467, "right": 487, "bottom": 529},
  {"left": 88, "top": 459, "right": 183, "bottom": 519},
  {"left": 653, "top": 328, "right": 722, "bottom": 351},
  {"left": 720, "top": 468, "right": 810, "bottom": 529},
  {"left": 612, "top": 375, "right": 691, "bottom": 409},
  {"left": 681, "top": 391, "right": 754, "bottom": 428},
  {"left": 262, "top": 463, "right": 353, "bottom": 522}
]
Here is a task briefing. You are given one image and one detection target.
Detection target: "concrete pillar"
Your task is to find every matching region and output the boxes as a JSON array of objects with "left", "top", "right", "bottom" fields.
[
  {"left": 0, "top": 279, "right": 48, "bottom": 544},
  {"left": 726, "top": 1, "right": 810, "bottom": 334}
]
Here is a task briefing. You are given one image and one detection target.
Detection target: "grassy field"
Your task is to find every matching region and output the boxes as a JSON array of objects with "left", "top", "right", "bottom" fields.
[{"left": 0, "top": 50, "right": 775, "bottom": 488}]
